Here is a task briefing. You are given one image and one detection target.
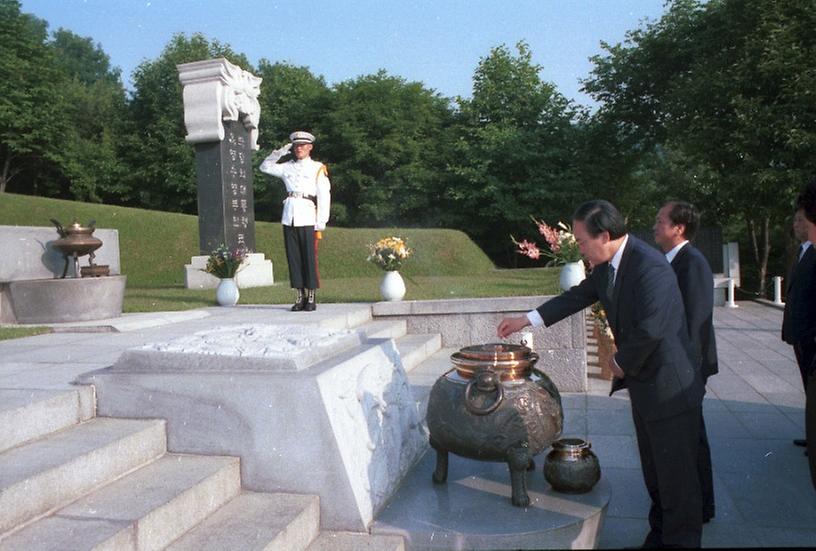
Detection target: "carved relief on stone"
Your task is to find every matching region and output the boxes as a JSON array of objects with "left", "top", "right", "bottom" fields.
[{"left": 177, "top": 57, "right": 263, "bottom": 150}]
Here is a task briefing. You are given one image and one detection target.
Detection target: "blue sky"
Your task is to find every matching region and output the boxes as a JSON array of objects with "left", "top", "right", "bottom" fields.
[{"left": 20, "top": 0, "right": 667, "bottom": 107}]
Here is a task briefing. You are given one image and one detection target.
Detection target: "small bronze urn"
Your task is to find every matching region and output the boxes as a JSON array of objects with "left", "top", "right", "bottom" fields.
[
  {"left": 50, "top": 219, "right": 104, "bottom": 278},
  {"left": 426, "top": 343, "right": 563, "bottom": 507}
]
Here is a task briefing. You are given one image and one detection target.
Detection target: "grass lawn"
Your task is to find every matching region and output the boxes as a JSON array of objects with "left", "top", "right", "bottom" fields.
[
  {"left": 0, "top": 326, "right": 53, "bottom": 341},
  {"left": 123, "top": 268, "right": 560, "bottom": 312}
]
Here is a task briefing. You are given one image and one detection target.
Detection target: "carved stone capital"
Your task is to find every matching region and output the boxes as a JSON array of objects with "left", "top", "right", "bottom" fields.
[{"left": 177, "top": 58, "right": 262, "bottom": 150}]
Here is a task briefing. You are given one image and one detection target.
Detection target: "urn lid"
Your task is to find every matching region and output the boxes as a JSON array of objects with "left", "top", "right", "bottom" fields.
[{"left": 451, "top": 343, "right": 538, "bottom": 380}]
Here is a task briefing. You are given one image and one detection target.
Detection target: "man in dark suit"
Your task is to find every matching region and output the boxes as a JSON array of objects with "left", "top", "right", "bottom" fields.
[
  {"left": 654, "top": 200, "right": 718, "bottom": 523},
  {"left": 782, "top": 203, "right": 816, "bottom": 450},
  {"left": 790, "top": 181, "right": 816, "bottom": 484},
  {"left": 498, "top": 200, "right": 705, "bottom": 548}
]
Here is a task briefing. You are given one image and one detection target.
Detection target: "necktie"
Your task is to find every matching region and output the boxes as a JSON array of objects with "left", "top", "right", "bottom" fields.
[
  {"left": 607, "top": 264, "right": 616, "bottom": 298},
  {"left": 799, "top": 244, "right": 807, "bottom": 262}
]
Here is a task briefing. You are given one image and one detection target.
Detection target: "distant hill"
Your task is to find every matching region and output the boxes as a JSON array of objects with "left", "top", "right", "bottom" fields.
[{"left": 0, "top": 193, "right": 495, "bottom": 286}]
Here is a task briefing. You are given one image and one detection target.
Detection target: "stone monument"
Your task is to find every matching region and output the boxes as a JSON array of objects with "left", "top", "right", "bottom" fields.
[{"left": 177, "top": 58, "right": 274, "bottom": 289}]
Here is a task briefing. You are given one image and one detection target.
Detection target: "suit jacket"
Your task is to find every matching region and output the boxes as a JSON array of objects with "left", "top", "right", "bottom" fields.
[
  {"left": 537, "top": 235, "right": 704, "bottom": 421},
  {"left": 671, "top": 244, "right": 718, "bottom": 380},
  {"left": 782, "top": 245, "right": 816, "bottom": 345}
]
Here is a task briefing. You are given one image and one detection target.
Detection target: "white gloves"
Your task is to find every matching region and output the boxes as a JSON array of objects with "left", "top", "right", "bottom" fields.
[{"left": 259, "top": 143, "right": 292, "bottom": 174}]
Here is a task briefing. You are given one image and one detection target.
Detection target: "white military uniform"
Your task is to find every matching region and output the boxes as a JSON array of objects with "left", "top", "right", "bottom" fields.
[{"left": 259, "top": 156, "right": 331, "bottom": 230}]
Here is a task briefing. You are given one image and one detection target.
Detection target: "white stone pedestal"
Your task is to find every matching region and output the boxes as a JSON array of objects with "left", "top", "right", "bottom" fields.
[
  {"left": 184, "top": 253, "right": 273, "bottom": 289},
  {"left": 78, "top": 324, "right": 427, "bottom": 531}
]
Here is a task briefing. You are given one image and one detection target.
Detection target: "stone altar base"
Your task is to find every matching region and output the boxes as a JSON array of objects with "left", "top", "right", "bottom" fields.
[
  {"left": 185, "top": 253, "right": 273, "bottom": 289},
  {"left": 372, "top": 450, "right": 609, "bottom": 550},
  {"left": 77, "top": 323, "right": 427, "bottom": 532},
  {"left": 5, "top": 275, "right": 126, "bottom": 324}
]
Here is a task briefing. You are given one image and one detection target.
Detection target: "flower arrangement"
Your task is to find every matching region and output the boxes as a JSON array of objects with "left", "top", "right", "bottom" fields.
[
  {"left": 367, "top": 236, "right": 412, "bottom": 272},
  {"left": 512, "top": 217, "right": 583, "bottom": 266},
  {"left": 203, "top": 244, "right": 248, "bottom": 279},
  {"left": 590, "top": 301, "right": 614, "bottom": 340}
]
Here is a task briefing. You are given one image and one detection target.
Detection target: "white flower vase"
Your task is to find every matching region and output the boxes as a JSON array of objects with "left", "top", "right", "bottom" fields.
[
  {"left": 216, "top": 278, "right": 240, "bottom": 306},
  {"left": 380, "top": 270, "right": 406, "bottom": 301},
  {"left": 559, "top": 261, "right": 586, "bottom": 292}
]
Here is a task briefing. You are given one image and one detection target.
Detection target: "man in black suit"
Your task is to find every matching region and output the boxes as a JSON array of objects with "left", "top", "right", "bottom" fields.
[
  {"left": 782, "top": 203, "right": 816, "bottom": 450},
  {"left": 654, "top": 200, "right": 718, "bottom": 523},
  {"left": 498, "top": 200, "right": 705, "bottom": 548}
]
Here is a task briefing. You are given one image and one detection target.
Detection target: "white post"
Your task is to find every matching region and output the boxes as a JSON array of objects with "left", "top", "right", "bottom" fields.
[
  {"left": 726, "top": 278, "right": 738, "bottom": 308},
  {"left": 773, "top": 276, "right": 783, "bottom": 305}
]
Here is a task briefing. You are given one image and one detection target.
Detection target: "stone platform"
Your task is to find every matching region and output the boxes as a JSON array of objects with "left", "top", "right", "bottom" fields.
[
  {"left": 373, "top": 450, "right": 609, "bottom": 550},
  {"left": 78, "top": 320, "right": 427, "bottom": 532}
]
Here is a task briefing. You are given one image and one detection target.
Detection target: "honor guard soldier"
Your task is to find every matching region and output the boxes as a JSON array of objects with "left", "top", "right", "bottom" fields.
[{"left": 260, "top": 131, "right": 331, "bottom": 311}]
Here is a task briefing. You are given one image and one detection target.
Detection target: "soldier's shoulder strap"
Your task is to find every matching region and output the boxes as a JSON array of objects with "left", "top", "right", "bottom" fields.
[{"left": 316, "top": 162, "right": 329, "bottom": 179}]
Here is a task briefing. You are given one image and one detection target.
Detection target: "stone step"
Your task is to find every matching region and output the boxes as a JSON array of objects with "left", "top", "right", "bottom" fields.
[
  {"left": 0, "top": 417, "right": 166, "bottom": 535},
  {"left": 0, "top": 454, "right": 239, "bottom": 551},
  {"left": 307, "top": 531, "right": 405, "bottom": 551},
  {"left": 394, "top": 333, "right": 442, "bottom": 373},
  {"left": 0, "top": 389, "right": 83, "bottom": 454},
  {"left": 356, "top": 318, "right": 408, "bottom": 341},
  {"left": 165, "top": 491, "right": 319, "bottom": 551},
  {"left": 406, "top": 348, "right": 458, "bottom": 420}
]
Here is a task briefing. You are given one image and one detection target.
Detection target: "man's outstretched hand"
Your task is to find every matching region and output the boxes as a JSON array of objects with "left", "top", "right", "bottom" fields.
[{"left": 497, "top": 316, "right": 531, "bottom": 339}]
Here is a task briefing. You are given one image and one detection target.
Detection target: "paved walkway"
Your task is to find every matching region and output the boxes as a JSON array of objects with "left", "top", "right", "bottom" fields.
[{"left": 1, "top": 301, "right": 814, "bottom": 548}]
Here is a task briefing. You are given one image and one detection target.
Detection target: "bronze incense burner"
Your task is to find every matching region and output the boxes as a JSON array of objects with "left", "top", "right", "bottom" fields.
[
  {"left": 50, "top": 219, "right": 103, "bottom": 278},
  {"left": 426, "top": 343, "right": 563, "bottom": 507}
]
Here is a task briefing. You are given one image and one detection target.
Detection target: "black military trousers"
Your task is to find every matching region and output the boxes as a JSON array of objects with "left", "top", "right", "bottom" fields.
[
  {"left": 633, "top": 405, "right": 702, "bottom": 548},
  {"left": 283, "top": 224, "right": 318, "bottom": 290}
]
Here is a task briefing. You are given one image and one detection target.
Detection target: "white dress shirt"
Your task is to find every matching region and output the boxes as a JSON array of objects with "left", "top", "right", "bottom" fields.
[
  {"left": 664, "top": 240, "right": 689, "bottom": 263},
  {"left": 526, "top": 234, "right": 629, "bottom": 328}
]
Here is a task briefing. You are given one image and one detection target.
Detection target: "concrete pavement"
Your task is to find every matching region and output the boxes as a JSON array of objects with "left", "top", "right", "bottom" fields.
[{"left": 1, "top": 301, "right": 814, "bottom": 548}]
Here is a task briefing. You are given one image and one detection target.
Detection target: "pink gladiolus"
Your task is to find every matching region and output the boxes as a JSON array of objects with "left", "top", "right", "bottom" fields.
[{"left": 517, "top": 239, "right": 541, "bottom": 260}]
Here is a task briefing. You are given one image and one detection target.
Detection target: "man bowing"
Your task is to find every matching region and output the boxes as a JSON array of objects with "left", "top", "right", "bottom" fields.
[{"left": 498, "top": 200, "right": 705, "bottom": 548}]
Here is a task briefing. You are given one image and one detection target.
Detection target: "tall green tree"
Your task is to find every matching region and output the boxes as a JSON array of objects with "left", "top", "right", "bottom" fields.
[
  {"left": 584, "top": 0, "right": 816, "bottom": 294},
  {"left": 48, "top": 29, "right": 129, "bottom": 203},
  {"left": 0, "top": 0, "right": 67, "bottom": 195},
  {"left": 123, "top": 33, "right": 252, "bottom": 213},
  {"left": 314, "top": 70, "right": 453, "bottom": 227},
  {"left": 448, "top": 41, "right": 582, "bottom": 265}
]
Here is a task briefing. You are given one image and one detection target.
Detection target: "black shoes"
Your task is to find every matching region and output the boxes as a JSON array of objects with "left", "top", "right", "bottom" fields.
[
  {"left": 304, "top": 289, "right": 316, "bottom": 311},
  {"left": 291, "top": 289, "right": 305, "bottom": 311},
  {"left": 290, "top": 289, "right": 316, "bottom": 311},
  {"left": 794, "top": 439, "right": 807, "bottom": 447}
]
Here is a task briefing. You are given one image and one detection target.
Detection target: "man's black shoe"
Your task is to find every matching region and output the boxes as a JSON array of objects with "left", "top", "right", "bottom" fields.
[{"left": 794, "top": 439, "right": 807, "bottom": 447}]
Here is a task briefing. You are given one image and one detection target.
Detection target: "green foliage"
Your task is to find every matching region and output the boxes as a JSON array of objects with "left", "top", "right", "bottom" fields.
[
  {"left": 583, "top": 0, "right": 816, "bottom": 293},
  {"left": 123, "top": 33, "right": 252, "bottom": 213},
  {"left": 314, "top": 70, "right": 454, "bottom": 227},
  {"left": 448, "top": 41, "right": 586, "bottom": 265},
  {"left": 0, "top": 0, "right": 68, "bottom": 195}
]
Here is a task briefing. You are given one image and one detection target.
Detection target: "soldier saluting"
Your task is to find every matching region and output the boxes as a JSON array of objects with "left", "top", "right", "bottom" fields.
[{"left": 260, "top": 131, "right": 331, "bottom": 311}]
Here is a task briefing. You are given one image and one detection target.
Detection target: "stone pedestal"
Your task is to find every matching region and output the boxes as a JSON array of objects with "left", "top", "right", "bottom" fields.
[
  {"left": 185, "top": 253, "right": 273, "bottom": 290},
  {"left": 77, "top": 324, "right": 427, "bottom": 531},
  {"left": 7, "top": 275, "right": 126, "bottom": 324}
]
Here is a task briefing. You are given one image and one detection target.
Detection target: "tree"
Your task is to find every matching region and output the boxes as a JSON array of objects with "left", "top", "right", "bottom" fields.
[
  {"left": 314, "top": 70, "right": 453, "bottom": 227},
  {"left": 47, "top": 29, "right": 129, "bottom": 203},
  {"left": 0, "top": 0, "right": 68, "bottom": 195},
  {"left": 123, "top": 33, "right": 252, "bottom": 213},
  {"left": 448, "top": 42, "right": 583, "bottom": 265},
  {"left": 584, "top": 0, "right": 816, "bottom": 295}
]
